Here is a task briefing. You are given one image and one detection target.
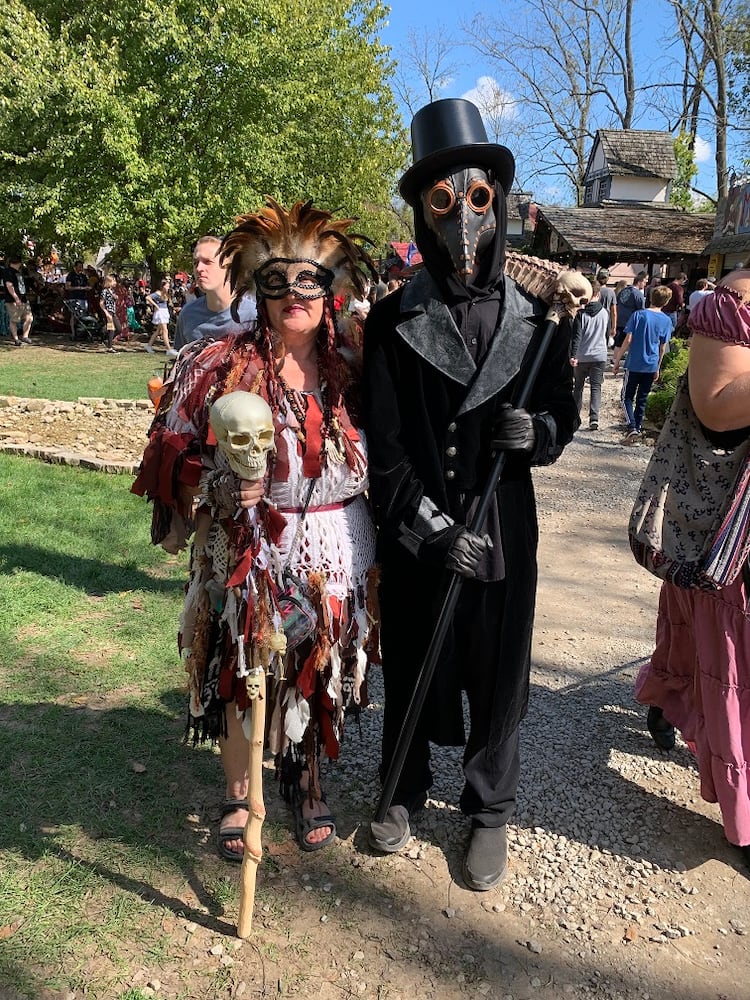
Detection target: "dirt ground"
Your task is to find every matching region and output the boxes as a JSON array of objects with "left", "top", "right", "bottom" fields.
[{"left": 3, "top": 357, "right": 750, "bottom": 1000}]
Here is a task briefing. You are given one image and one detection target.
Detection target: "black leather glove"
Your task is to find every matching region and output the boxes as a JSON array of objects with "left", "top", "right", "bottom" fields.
[
  {"left": 419, "top": 523, "right": 491, "bottom": 578},
  {"left": 445, "top": 527, "right": 493, "bottom": 578},
  {"left": 492, "top": 403, "right": 536, "bottom": 453}
]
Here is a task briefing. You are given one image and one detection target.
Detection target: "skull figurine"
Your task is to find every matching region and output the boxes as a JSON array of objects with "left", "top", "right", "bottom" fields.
[
  {"left": 246, "top": 668, "right": 263, "bottom": 700},
  {"left": 209, "top": 391, "right": 275, "bottom": 480},
  {"left": 555, "top": 270, "right": 592, "bottom": 318}
]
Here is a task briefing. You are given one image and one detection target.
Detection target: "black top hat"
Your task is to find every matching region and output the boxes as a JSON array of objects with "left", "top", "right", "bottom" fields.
[{"left": 399, "top": 98, "right": 516, "bottom": 206}]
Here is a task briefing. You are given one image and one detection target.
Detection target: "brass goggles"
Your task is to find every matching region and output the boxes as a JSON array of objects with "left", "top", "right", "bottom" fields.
[
  {"left": 426, "top": 178, "right": 495, "bottom": 217},
  {"left": 254, "top": 258, "right": 335, "bottom": 300}
]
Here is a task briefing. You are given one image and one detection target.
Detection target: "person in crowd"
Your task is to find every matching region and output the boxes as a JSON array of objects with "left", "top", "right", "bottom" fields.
[
  {"left": 596, "top": 269, "right": 617, "bottom": 348},
  {"left": 173, "top": 235, "right": 257, "bottom": 350},
  {"left": 687, "top": 277, "right": 713, "bottom": 312},
  {"left": 663, "top": 271, "right": 688, "bottom": 330},
  {"left": 570, "top": 278, "right": 609, "bottom": 431},
  {"left": 132, "top": 198, "right": 380, "bottom": 860},
  {"left": 644, "top": 274, "right": 662, "bottom": 307},
  {"left": 613, "top": 284, "right": 672, "bottom": 443},
  {"left": 145, "top": 278, "right": 176, "bottom": 355},
  {"left": 634, "top": 266, "right": 750, "bottom": 871},
  {"left": 361, "top": 98, "right": 579, "bottom": 891},
  {"left": 133, "top": 279, "right": 149, "bottom": 329},
  {"left": 112, "top": 276, "right": 132, "bottom": 342},
  {"left": 349, "top": 282, "right": 371, "bottom": 321},
  {"left": 64, "top": 260, "right": 90, "bottom": 339},
  {"left": 0, "top": 262, "right": 9, "bottom": 339},
  {"left": 372, "top": 275, "right": 389, "bottom": 302},
  {"left": 4, "top": 256, "right": 33, "bottom": 345},
  {"left": 99, "top": 274, "right": 121, "bottom": 353},
  {"left": 614, "top": 271, "right": 648, "bottom": 349}
]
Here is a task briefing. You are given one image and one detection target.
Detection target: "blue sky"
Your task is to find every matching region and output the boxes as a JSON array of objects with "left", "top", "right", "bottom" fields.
[{"left": 378, "top": 1, "right": 720, "bottom": 202}]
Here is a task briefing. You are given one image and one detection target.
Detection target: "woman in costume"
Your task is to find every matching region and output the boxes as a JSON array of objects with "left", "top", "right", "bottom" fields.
[
  {"left": 133, "top": 199, "right": 380, "bottom": 858},
  {"left": 635, "top": 266, "right": 750, "bottom": 869},
  {"left": 145, "top": 277, "right": 174, "bottom": 354}
]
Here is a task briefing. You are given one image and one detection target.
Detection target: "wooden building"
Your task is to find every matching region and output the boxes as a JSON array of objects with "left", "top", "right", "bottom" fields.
[
  {"left": 702, "top": 179, "right": 750, "bottom": 278},
  {"left": 532, "top": 129, "right": 715, "bottom": 281}
]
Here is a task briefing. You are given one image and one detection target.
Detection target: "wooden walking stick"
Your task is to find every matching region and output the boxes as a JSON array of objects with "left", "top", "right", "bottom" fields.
[
  {"left": 207, "top": 390, "right": 277, "bottom": 938},
  {"left": 373, "top": 254, "right": 592, "bottom": 825},
  {"left": 237, "top": 666, "right": 267, "bottom": 938}
]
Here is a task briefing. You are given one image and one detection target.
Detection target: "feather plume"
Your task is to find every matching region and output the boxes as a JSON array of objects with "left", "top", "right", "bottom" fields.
[{"left": 220, "top": 197, "right": 377, "bottom": 305}]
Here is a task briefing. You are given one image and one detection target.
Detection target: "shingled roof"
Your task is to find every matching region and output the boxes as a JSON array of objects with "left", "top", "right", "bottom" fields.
[
  {"left": 587, "top": 130, "right": 677, "bottom": 181},
  {"left": 532, "top": 204, "right": 715, "bottom": 259}
]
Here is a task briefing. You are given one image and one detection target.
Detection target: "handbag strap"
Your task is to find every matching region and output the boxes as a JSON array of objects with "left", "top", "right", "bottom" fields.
[{"left": 282, "top": 477, "right": 317, "bottom": 575}]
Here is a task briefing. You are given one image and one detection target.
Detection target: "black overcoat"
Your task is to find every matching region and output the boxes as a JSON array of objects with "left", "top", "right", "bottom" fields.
[{"left": 362, "top": 268, "right": 579, "bottom": 749}]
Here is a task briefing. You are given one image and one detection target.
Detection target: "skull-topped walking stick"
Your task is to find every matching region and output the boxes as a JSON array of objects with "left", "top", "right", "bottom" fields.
[
  {"left": 209, "top": 390, "right": 276, "bottom": 938},
  {"left": 373, "top": 255, "right": 592, "bottom": 825}
]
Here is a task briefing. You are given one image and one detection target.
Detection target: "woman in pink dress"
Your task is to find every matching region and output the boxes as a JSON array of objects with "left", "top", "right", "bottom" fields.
[{"left": 635, "top": 266, "right": 750, "bottom": 869}]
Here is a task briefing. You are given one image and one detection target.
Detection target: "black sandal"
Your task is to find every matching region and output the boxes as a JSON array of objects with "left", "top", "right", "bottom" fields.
[
  {"left": 217, "top": 798, "right": 249, "bottom": 863},
  {"left": 292, "top": 785, "right": 336, "bottom": 853}
]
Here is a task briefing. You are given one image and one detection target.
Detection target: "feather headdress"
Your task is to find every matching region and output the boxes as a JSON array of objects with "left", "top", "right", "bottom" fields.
[{"left": 220, "top": 197, "right": 377, "bottom": 305}]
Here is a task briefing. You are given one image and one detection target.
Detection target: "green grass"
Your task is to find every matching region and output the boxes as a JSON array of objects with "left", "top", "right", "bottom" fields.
[
  {"left": 0, "top": 453, "right": 237, "bottom": 998},
  {"left": 0, "top": 335, "right": 166, "bottom": 401}
]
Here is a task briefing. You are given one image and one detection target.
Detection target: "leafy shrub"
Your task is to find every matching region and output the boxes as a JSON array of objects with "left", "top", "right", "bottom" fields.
[
  {"left": 645, "top": 387, "right": 675, "bottom": 426},
  {"left": 645, "top": 338, "right": 690, "bottom": 427}
]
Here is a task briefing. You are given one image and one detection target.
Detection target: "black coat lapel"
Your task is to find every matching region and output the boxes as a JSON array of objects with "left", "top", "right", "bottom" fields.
[
  {"left": 394, "top": 269, "right": 547, "bottom": 411},
  {"left": 395, "top": 270, "right": 475, "bottom": 386}
]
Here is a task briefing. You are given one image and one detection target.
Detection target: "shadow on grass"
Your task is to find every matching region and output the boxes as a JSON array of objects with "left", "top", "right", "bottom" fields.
[
  {"left": 0, "top": 542, "right": 183, "bottom": 595},
  {"left": 0, "top": 667, "right": 746, "bottom": 1000}
]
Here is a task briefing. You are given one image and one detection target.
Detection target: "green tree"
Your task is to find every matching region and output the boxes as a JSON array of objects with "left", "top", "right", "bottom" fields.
[
  {"left": 0, "top": 0, "right": 406, "bottom": 277},
  {"left": 671, "top": 130, "right": 699, "bottom": 206},
  {"left": 727, "top": 0, "right": 750, "bottom": 166}
]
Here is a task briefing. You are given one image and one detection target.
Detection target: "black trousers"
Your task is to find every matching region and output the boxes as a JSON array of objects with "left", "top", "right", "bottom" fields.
[{"left": 379, "top": 577, "right": 522, "bottom": 829}]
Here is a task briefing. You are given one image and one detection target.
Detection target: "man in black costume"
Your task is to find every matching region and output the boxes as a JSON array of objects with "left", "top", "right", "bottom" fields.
[{"left": 362, "top": 99, "right": 579, "bottom": 890}]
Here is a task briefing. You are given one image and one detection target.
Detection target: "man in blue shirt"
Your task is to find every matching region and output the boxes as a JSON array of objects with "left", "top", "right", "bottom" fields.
[
  {"left": 612, "top": 284, "right": 673, "bottom": 443},
  {"left": 614, "top": 271, "right": 648, "bottom": 348},
  {"left": 174, "top": 236, "right": 256, "bottom": 351}
]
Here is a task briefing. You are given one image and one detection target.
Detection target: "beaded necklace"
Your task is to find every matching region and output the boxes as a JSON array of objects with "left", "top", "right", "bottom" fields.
[{"left": 277, "top": 372, "right": 319, "bottom": 446}]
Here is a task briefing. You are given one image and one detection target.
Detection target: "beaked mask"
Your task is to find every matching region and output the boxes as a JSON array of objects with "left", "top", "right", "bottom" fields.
[{"left": 421, "top": 167, "right": 497, "bottom": 283}]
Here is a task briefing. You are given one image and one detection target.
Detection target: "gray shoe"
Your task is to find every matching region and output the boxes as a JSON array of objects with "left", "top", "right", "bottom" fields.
[
  {"left": 369, "top": 792, "right": 427, "bottom": 854},
  {"left": 369, "top": 805, "right": 411, "bottom": 853},
  {"left": 462, "top": 825, "right": 508, "bottom": 891}
]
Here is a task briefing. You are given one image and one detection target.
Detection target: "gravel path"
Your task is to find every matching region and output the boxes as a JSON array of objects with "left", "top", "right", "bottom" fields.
[
  {"left": 316, "top": 372, "right": 750, "bottom": 1000},
  {"left": 3, "top": 372, "right": 750, "bottom": 1000}
]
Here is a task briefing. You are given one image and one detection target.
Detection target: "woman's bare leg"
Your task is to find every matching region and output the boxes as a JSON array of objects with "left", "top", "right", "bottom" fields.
[{"left": 218, "top": 703, "right": 249, "bottom": 855}]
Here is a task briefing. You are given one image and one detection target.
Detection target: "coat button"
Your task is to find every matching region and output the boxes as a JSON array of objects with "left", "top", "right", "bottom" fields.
[
  {"left": 445, "top": 469, "right": 456, "bottom": 480},
  {"left": 447, "top": 422, "right": 457, "bottom": 432},
  {"left": 445, "top": 446, "right": 457, "bottom": 457}
]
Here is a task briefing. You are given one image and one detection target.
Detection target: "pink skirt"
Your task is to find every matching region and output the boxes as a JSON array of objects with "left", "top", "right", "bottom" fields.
[{"left": 635, "top": 576, "right": 750, "bottom": 847}]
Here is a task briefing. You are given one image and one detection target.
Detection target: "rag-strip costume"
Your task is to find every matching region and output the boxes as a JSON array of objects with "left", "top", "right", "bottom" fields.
[
  {"left": 635, "top": 284, "right": 750, "bottom": 848},
  {"left": 133, "top": 330, "right": 379, "bottom": 797}
]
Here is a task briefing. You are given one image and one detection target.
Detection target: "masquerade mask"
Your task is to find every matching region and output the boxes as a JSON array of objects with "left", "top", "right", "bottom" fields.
[
  {"left": 254, "top": 257, "right": 335, "bottom": 300},
  {"left": 421, "top": 167, "right": 497, "bottom": 283}
]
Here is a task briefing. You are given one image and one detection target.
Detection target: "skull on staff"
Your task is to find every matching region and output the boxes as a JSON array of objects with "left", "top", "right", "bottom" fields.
[{"left": 209, "top": 391, "right": 275, "bottom": 480}]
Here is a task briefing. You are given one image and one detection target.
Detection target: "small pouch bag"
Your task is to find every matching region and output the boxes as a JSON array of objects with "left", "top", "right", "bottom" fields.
[
  {"left": 628, "top": 373, "right": 750, "bottom": 589},
  {"left": 277, "top": 569, "right": 317, "bottom": 651}
]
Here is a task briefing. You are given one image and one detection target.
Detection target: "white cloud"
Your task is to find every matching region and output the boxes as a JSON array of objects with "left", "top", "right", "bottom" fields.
[
  {"left": 462, "top": 76, "right": 519, "bottom": 124},
  {"left": 693, "top": 135, "right": 712, "bottom": 164}
]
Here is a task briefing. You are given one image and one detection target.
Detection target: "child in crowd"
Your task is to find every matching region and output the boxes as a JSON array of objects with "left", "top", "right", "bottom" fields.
[{"left": 612, "top": 284, "right": 673, "bottom": 443}]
